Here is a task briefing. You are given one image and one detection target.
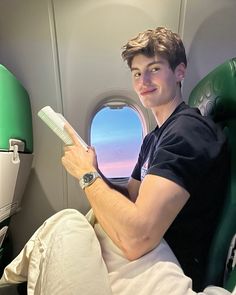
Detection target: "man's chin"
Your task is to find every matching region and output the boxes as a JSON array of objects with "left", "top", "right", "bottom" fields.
[{"left": 140, "top": 97, "right": 159, "bottom": 109}]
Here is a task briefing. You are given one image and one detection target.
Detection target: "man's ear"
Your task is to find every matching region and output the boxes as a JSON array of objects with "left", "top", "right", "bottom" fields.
[{"left": 175, "top": 63, "right": 186, "bottom": 83}]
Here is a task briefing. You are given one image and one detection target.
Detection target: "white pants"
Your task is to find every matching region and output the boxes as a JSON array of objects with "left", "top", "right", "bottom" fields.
[{"left": 0, "top": 209, "right": 233, "bottom": 295}]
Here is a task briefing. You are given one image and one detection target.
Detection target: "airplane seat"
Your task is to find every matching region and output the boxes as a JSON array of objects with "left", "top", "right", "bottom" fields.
[
  {"left": 0, "top": 65, "right": 33, "bottom": 276},
  {"left": 1, "top": 60, "right": 236, "bottom": 294},
  {"left": 188, "top": 57, "right": 236, "bottom": 290}
]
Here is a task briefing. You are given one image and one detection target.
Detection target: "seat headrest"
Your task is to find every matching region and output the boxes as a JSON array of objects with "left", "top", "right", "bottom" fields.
[{"left": 189, "top": 58, "right": 236, "bottom": 122}]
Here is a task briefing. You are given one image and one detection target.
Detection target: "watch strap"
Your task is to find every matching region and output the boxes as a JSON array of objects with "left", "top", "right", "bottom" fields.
[{"left": 79, "top": 171, "right": 101, "bottom": 190}]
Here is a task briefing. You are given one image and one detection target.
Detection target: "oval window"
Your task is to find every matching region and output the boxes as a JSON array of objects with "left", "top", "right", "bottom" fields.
[{"left": 90, "top": 104, "right": 144, "bottom": 178}]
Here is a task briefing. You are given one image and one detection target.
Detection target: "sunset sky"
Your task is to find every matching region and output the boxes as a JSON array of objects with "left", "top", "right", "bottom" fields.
[{"left": 91, "top": 106, "right": 143, "bottom": 178}]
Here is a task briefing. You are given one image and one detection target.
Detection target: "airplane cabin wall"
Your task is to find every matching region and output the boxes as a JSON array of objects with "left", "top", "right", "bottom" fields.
[
  {"left": 0, "top": 0, "right": 68, "bottom": 255},
  {"left": 0, "top": 0, "right": 235, "bottom": 256},
  {"left": 52, "top": 0, "right": 182, "bottom": 212},
  {"left": 182, "top": 0, "right": 236, "bottom": 98}
]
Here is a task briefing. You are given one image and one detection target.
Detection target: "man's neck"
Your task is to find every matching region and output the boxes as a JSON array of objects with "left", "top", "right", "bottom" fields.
[{"left": 152, "top": 95, "right": 183, "bottom": 127}]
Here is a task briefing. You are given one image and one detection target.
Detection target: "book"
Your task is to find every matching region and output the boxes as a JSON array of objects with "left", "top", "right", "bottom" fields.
[{"left": 37, "top": 106, "right": 88, "bottom": 150}]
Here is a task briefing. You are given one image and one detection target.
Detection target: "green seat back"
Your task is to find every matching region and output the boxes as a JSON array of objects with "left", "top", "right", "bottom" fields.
[
  {"left": 0, "top": 65, "right": 33, "bottom": 153},
  {"left": 188, "top": 58, "right": 236, "bottom": 287},
  {"left": 225, "top": 265, "right": 236, "bottom": 292}
]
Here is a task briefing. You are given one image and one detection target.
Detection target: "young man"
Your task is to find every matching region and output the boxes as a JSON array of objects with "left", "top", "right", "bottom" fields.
[
  {"left": 0, "top": 27, "right": 229, "bottom": 294},
  {"left": 61, "top": 27, "right": 228, "bottom": 290}
]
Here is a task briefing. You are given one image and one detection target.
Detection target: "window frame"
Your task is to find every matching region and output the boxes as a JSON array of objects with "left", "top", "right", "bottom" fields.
[{"left": 89, "top": 96, "right": 149, "bottom": 181}]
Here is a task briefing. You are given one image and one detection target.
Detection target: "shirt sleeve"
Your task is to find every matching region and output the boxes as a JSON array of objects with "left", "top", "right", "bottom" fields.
[{"left": 147, "top": 117, "right": 226, "bottom": 195}]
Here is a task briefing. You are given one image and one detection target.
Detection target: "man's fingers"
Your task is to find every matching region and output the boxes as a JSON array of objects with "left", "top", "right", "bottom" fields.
[{"left": 64, "top": 123, "right": 80, "bottom": 146}]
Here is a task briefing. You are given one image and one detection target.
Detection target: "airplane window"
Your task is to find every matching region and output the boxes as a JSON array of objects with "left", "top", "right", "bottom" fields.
[{"left": 91, "top": 105, "right": 143, "bottom": 178}]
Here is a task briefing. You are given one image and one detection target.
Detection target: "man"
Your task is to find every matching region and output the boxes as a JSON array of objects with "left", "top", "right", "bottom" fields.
[
  {"left": 62, "top": 27, "right": 228, "bottom": 290},
  {"left": 0, "top": 27, "right": 229, "bottom": 294}
]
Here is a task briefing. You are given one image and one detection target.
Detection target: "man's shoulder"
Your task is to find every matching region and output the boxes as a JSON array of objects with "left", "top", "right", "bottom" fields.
[
  {"left": 167, "top": 104, "right": 222, "bottom": 138},
  {"left": 159, "top": 104, "right": 227, "bottom": 154}
]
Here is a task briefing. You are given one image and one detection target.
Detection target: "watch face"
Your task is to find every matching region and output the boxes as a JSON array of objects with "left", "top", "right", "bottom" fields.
[{"left": 84, "top": 173, "right": 94, "bottom": 184}]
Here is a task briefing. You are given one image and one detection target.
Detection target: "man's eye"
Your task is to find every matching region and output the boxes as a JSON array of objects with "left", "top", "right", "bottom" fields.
[
  {"left": 133, "top": 72, "right": 141, "bottom": 78},
  {"left": 151, "top": 67, "right": 159, "bottom": 72}
]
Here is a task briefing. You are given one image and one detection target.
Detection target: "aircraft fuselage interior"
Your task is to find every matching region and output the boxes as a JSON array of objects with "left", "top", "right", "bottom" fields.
[{"left": 0, "top": 0, "right": 235, "bottom": 294}]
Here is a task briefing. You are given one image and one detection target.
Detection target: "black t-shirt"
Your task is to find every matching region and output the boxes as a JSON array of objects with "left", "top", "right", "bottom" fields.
[{"left": 131, "top": 102, "right": 228, "bottom": 288}]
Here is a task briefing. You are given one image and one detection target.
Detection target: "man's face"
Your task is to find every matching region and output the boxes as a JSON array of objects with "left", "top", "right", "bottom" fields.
[{"left": 131, "top": 54, "right": 184, "bottom": 109}]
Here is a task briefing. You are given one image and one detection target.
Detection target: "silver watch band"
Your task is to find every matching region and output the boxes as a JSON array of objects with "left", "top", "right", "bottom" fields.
[{"left": 79, "top": 171, "right": 101, "bottom": 190}]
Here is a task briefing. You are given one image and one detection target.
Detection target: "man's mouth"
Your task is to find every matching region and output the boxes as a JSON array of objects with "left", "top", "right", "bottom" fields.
[{"left": 140, "top": 88, "right": 157, "bottom": 95}]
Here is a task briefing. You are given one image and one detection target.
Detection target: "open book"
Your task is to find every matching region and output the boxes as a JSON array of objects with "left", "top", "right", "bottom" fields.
[{"left": 38, "top": 106, "right": 88, "bottom": 150}]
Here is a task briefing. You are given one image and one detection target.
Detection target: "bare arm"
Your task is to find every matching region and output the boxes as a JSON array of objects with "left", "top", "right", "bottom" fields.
[
  {"left": 84, "top": 174, "right": 189, "bottom": 260},
  {"left": 62, "top": 124, "right": 189, "bottom": 260},
  {"left": 127, "top": 177, "right": 141, "bottom": 202}
]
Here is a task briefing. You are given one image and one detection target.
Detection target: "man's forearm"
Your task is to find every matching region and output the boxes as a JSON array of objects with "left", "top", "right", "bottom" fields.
[{"left": 84, "top": 177, "right": 148, "bottom": 260}]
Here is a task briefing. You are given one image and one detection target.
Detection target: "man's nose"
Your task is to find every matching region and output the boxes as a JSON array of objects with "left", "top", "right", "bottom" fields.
[{"left": 142, "top": 72, "right": 151, "bottom": 85}]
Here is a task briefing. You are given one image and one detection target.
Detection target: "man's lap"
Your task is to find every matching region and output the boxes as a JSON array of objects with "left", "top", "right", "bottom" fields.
[{"left": 0, "top": 209, "right": 231, "bottom": 295}]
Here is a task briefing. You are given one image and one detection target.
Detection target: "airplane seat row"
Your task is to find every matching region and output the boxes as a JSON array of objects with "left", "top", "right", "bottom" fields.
[
  {"left": 0, "top": 59, "right": 236, "bottom": 293},
  {"left": 189, "top": 57, "right": 236, "bottom": 292},
  {"left": 0, "top": 65, "right": 33, "bottom": 278}
]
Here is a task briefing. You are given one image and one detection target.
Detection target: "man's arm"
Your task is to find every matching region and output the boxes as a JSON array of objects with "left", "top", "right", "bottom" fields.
[
  {"left": 84, "top": 174, "right": 189, "bottom": 260},
  {"left": 127, "top": 177, "right": 140, "bottom": 202},
  {"left": 62, "top": 124, "right": 189, "bottom": 260},
  {"left": 97, "top": 168, "right": 129, "bottom": 198}
]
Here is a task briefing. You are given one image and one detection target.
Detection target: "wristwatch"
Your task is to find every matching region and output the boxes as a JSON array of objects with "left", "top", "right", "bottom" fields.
[{"left": 79, "top": 171, "right": 101, "bottom": 190}]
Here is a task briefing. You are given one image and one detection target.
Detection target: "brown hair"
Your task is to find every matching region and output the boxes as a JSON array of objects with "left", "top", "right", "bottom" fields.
[{"left": 121, "top": 27, "right": 187, "bottom": 71}]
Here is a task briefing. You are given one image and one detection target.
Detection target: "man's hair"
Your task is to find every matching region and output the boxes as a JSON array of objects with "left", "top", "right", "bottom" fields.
[{"left": 121, "top": 27, "right": 187, "bottom": 71}]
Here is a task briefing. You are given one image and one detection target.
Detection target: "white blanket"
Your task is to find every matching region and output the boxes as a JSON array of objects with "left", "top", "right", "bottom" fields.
[{"left": 0, "top": 209, "right": 233, "bottom": 295}]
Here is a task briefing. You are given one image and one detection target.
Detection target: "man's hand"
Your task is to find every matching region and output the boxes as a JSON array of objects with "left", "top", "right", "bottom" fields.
[{"left": 61, "top": 123, "right": 98, "bottom": 179}]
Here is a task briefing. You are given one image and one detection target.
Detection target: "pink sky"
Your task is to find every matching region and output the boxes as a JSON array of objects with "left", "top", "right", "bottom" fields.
[{"left": 99, "top": 159, "right": 136, "bottom": 178}]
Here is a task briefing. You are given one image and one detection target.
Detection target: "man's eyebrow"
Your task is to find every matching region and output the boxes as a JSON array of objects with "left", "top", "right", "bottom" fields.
[{"left": 131, "top": 60, "right": 164, "bottom": 71}]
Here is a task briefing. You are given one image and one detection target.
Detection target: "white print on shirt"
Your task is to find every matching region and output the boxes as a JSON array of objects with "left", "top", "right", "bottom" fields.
[{"left": 141, "top": 160, "right": 149, "bottom": 181}]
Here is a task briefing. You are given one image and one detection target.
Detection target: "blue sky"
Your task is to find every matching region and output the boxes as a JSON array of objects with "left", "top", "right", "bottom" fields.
[{"left": 91, "top": 106, "right": 143, "bottom": 178}]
